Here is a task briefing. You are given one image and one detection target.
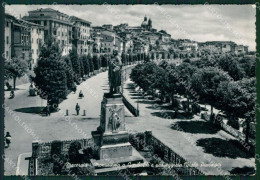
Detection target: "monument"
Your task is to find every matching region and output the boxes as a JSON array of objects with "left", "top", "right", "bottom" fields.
[{"left": 91, "top": 50, "right": 145, "bottom": 171}]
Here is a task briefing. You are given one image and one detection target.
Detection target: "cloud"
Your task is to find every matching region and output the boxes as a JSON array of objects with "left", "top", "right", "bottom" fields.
[{"left": 7, "top": 4, "right": 256, "bottom": 50}]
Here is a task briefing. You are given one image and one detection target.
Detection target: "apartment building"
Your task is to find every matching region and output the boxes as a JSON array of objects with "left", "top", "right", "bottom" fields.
[
  {"left": 70, "top": 16, "right": 92, "bottom": 55},
  {"left": 23, "top": 8, "right": 73, "bottom": 56}
]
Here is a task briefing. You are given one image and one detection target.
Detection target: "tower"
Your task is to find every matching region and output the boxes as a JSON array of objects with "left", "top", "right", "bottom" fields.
[{"left": 148, "top": 18, "right": 152, "bottom": 31}]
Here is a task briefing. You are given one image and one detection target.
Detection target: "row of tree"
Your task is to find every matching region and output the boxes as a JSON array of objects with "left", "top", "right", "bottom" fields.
[
  {"left": 130, "top": 55, "right": 256, "bottom": 144},
  {"left": 32, "top": 37, "right": 112, "bottom": 108}
]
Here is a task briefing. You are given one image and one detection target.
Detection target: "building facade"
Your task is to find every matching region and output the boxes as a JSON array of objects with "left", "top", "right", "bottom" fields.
[
  {"left": 70, "top": 16, "right": 92, "bottom": 55},
  {"left": 23, "top": 8, "right": 73, "bottom": 56}
]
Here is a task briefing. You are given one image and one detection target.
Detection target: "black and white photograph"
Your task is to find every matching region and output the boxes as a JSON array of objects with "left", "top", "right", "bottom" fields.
[{"left": 2, "top": 3, "right": 257, "bottom": 178}]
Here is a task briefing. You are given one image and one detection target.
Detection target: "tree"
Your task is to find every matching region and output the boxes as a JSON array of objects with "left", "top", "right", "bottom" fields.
[
  {"left": 217, "top": 79, "right": 256, "bottom": 139},
  {"left": 175, "top": 63, "right": 198, "bottom": 112},
  {"left": 238, "top": 56, "right": 256, "bottom": 78},
  {"left": 156, "top": 40, "right": 160, "bottom": 48},
  {"left": 121, "top": 52, "right": 126, "bottom": 65},
  {"left": 79, "top": 56, "right": 85, "bottom": 77},
  {"left": 33, "top": 37, "right": 67, "bottom": 107},
  {"left": 217, "top": 56, "right": 245, "bottom": 81},
  {"left": 151, "top": 53, "right": 155, "bottom": 60},
  {"left": 162, "top": 53, "right": 165, "bottom": 60},
  {"left": 4, "top": 57, "right": 28, "bottom": 90},
  {"left": 130, "top": 62, "right": 158, "bottom": 92},
  {"left": 62, "top": 56, "right": 75, "bottom": 90},
  {"left": 88, "top": 54, "right": 94, "bottom": 75},
  {"left": 101, "top": 54, "right": 108, "bottom": 68},
  {"left": 81, "top": 54, "right": 90, "bottom": 76},
  {"left": 92, "top": 55, "right": 100, "bottom": 70},
  {"left": 167, "top": 53, "right": 171, "bottom": 59},
  {"left": 68, "top": 141, "right": 82, "bottom": 164},
  {"left": 191, "top": 67, "right": 230, "bottom": 117},
  {"left": 69, "top": 47, "right": 81, "bottom": 79}
]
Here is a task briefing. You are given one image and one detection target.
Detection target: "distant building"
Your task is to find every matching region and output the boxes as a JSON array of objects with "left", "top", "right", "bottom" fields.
[
  {"left": 100, "top": 34, "right": 115, "bottom": 54},
  {"left": 102, "top": 24, "right": 113, "bottom": 31},
  {"left": 141, "top": 16, "right": 152, "bottom": 31}
]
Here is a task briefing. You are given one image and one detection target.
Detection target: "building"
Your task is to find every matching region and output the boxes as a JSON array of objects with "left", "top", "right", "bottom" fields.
[
  {"left": 100, "top": 34, "right": 115, "bottom": 54},
  {"left": 5, "top": 13, "right": 44, "bottom": 69},
  {"left": 102, "top": 24, "right": 113, "bottom": 31},
  {"left": 30, "top": 23, "right": 44, "bottom": 67},
  {"left": 141, "top": 16, "right": 152, "bottom": 31},
  {"left": 157, "top": 30, "right": 171, "bottom": 43},
  {"left": 70, "top": 16, "right": 92, "bottom": 55},
  {"left": 115, "top": 36, "right": 123, "bottom": 54},
  {"left": 4, "top": 13, "right": 13, "bottom": 60},
  {"left": 23, "top": 8, "right": 73, "bottom": 56}
]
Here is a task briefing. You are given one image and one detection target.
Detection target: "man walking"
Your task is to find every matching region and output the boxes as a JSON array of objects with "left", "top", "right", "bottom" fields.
[{"left": 75, "top": 103, "right": 80, "bottom": 116}]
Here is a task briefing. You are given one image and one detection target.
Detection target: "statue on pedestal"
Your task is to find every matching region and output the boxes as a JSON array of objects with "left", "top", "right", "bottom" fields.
[{"left": 108, "top": 50, "right": 122, "bottom": 94}]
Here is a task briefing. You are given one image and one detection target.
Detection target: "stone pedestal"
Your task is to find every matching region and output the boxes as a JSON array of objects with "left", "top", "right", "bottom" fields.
[{"left": 91, "top": 93, "right": 144, "bottom": 167}]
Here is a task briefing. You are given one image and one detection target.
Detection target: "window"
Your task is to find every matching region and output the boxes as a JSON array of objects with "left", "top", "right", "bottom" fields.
[
  {"left": 37, "top": 49, "right": 39, "bottom": 55},
  {"left": 6, "top": 36, "right": 9, "bottom": 44},
  {"left": 44, "top": 21, "right": 47, "bottom": 26},
  {"left": 31, "top": 38, "right": 33, "bottom": 43},
  {"left": 40, "top": 14, "right": 44, "bottom": 17},
  {"left": 6, "top": 22, "right": 8, "bottom": 27},
  {"left": 6, "top": 51, "right": 8, "bottom": 58},
  {"left": 32, "top": 49, "right": 34, "bottom": 54}
]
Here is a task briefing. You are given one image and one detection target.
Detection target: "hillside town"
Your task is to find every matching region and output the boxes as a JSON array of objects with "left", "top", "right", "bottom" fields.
[{"left": 4, "top": 7, "right": 251, "bottom": 70}]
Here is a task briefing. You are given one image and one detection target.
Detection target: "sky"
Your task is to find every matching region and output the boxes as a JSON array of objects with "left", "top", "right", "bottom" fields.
[{"left": 6, "top": 4, "right": 256, "bottom": 51}]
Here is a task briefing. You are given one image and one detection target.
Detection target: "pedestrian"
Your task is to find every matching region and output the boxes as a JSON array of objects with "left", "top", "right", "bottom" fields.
[
  {"left": 75, "top": 103, "right": 80, "bottom": 115},
  {"left": 9, "top": 90, "right": 15, "bottom": 99},
  {"left": 5, "top": 132, "right": 12, "bottom": 148}
]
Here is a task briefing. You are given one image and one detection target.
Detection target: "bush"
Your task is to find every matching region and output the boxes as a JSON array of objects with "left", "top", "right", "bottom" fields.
[
  {"left": 51, "top": 141, "right": 62, "bottom": 157},
  {"left": 68, "top": 141, "right": 82, "bottom": 164},
  {"left": 227, "top": 117, "right": 240, "bottom": 130}
]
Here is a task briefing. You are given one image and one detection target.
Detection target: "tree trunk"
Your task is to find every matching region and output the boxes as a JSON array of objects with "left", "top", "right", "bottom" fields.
[
  {"left": 13, "top": 76, "right": 16, "bottom": 90},
  {"left": 210, "top": 105, "right": 213, "bottom": 115},
  {"left": 187, "top": 96, "right": 190, "bottom": 112},
  {"left": 245, "top": 119, "right": 250, "bottom": 144},
  {"left": 171, "top": 93, "right": 175, "bottom": 108}
]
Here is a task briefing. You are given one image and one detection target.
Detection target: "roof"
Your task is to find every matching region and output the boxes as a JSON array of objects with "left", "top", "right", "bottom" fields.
[
  {"left": 70, "top": 16, "right": 92, "bottom": 25},
  {"left": 29, "top": 8, "right": 68, "bottom": 16},
  {"left": 100, "top": 34, "right": 114, "bottom": 42},
  {"left": 5, "top": 13, "right": 44, "bottom": 28}
]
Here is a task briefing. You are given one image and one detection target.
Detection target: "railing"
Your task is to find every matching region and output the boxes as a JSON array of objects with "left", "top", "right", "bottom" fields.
[
  {"left": 149, "top": 134, "right": 204, "bottom": 175},
  {"left": 122, "top": 94, "right": 139, "bottom": 117}
]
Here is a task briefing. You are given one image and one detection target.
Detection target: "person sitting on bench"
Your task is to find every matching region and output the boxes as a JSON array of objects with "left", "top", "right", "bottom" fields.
[
  {"left": 9, "top": 90, "right": 15, "bottom": 99},
  {"left": 79, "top": 90, "right": 84, "bottom": 98}
]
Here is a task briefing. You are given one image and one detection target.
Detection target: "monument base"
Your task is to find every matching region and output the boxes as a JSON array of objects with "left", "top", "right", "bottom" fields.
[
  {"left": 100, "top": 142, "right": 132, "bottom": 159},
  {"left": 91, "top": 147, "right": 146, "bottom": 174}
]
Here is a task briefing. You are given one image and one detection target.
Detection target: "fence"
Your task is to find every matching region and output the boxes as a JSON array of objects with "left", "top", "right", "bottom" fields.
[
  {"left": 29, "top": 131, "right": 204, "bottom": 175},
  {"left": 147, "top": 133, "right": 204, "bottom": 175}
]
